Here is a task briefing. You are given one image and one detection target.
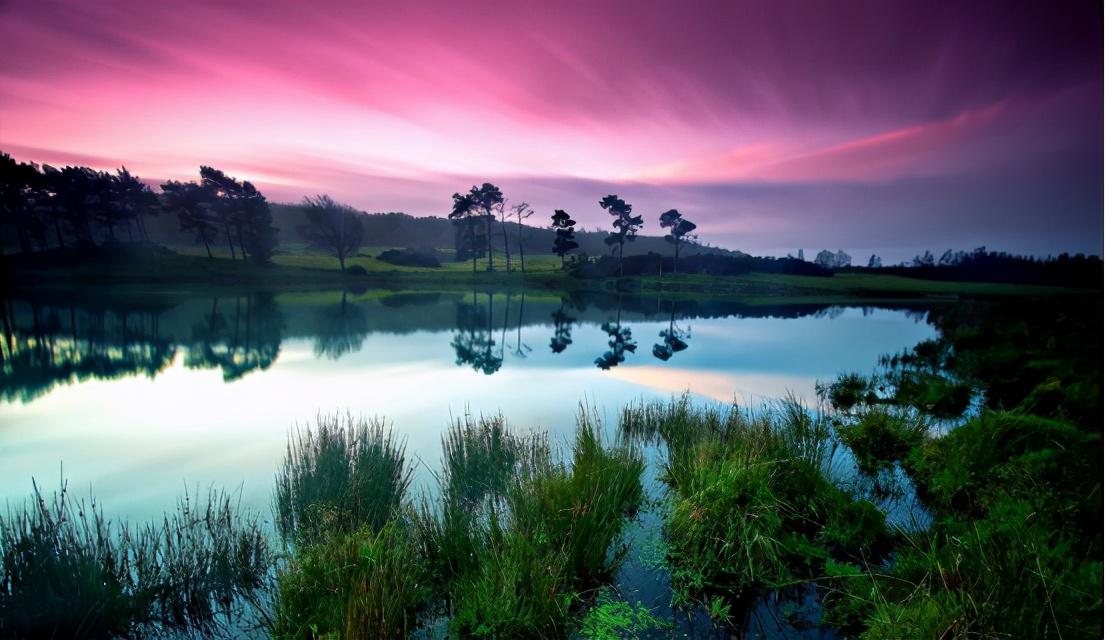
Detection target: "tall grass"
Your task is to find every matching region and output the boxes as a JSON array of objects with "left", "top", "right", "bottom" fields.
[
  {"left": 0, "top": 481, "right": 271, "bottom": 639},
  {"left": 620, "top": 395, "right": 888, "bottom": 625},
  {"left": 417, "top": 408, "right": 646, "bottom": 638},
  {"left": 274, "top": 412, "right": 411, "bottom": 544}
]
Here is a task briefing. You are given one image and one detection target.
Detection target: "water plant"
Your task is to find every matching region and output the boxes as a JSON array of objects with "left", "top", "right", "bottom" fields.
[
  {"left": 274, "top": 411, "right": 411, "bottom": 544},
  {"left": 0, "top": 482, "right": 271, "bottom": 639}
]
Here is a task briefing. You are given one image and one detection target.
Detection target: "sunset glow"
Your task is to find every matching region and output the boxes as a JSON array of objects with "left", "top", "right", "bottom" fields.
[{"left": 1, "top": 0, "right": 1101, "bottom": 257}]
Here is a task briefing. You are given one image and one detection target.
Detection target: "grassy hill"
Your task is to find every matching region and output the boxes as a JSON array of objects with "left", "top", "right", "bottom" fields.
[{"left": 138, "top": 202, "right": 740, "bottom": 261}]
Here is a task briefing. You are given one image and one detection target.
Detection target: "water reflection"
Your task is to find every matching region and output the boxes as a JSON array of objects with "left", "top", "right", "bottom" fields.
[
  {"left": 652, "top": 303, "right": 690, "bottom": 362},
  {"left": 0, "top": 288, "right": 942, "bottom": 403}
]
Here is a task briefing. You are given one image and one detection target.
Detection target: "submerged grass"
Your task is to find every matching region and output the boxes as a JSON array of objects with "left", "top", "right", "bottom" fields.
[{"left": 0, "top": 482, "right": 271, "bottom": 639}]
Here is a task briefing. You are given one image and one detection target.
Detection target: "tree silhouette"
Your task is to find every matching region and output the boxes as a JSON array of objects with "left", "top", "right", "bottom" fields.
[
  {"left": 449, "top": 191, "right": 481, "bottom": 273},
  {"left": 496, "top": 200, "right": 512, "bottom": 271},
  {"left": 599, "top": 195, "right": 642, "bottom": 276},
  {"left": 162, "top": 180, "right": 219, "bottom": 258},
  {"left": 550, "top": 209, "right": 578, "bottom": 268},
  {"left": 512, "top": 202, "right": 533, "bottom": 272},
  {"left": 199, "top": 166, "right": 278, "bottom": 263},
  {"left": 0, "top": 153, "right": 45, "bottom": 254},
  {"left": 659, "top": 209, "right": 697, "bottom": 274},
  {"left": 112, "top": 167, "right": 158, "bottom": 241},
  {"left": 298, "top": 195, "right": 365, "bottom": 270},
  {"left": 469, "top": 183, "right": 504, "bottom": 272}
]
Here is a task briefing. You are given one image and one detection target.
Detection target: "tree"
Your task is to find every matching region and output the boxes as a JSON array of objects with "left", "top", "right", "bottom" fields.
[
  {"left": 550, "top": 209, "right": 578, "bottom": 268},
  {"left": 469, "top": 183, "right": 503, "bottom": 272},
  {"left": 658, "top": 209, "right": 697, "bottom": 273},
  {"left": 449, "top": 191, "right": 480, "bottom": 273},
  {"left": 298, "top": 194, "right": 365, "bottom": 270},
  {"left": 511, "top": 202, "right": 533, "bottom": 272},
  {"left": 111, "top": 167, "right": 158, "bottom": 241},
  {"left": 815, "top": 249, "right": 852, "bottom": 269},
  {"left": 0, "top": 153, "right": 45, "bottom": 254},
  {"left": 199, "top": 166, "right": 278, "bottom": 264},
  {"left": 495, "top": 200, "right": 511, "bottom": 271},
  {"left": 867, "top": 254, "right": 882, "bottom": 268},
  {"left": 912, "top": 250, "right": 935, "bottom": 267},
  {"left": 599, "top": 195, "right": 642, "bottom": 276},
  {"left": 162, "top": 180, "right": 219, "bottom": 258},
  {"left": 798, "top": 248, "right": 805, "bottom": 261}
]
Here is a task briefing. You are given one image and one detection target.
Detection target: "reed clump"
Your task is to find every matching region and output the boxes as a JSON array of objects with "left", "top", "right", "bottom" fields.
[
  {"left": 0, "top": 483, "right": 271, "bottom": 639},
  {"left": 620, "top": 394, "right": 889, "bottom": 624}
]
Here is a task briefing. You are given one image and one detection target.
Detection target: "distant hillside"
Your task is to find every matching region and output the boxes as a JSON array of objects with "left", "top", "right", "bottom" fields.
[{"left": 267, "top": 203, "right": 742, "bottom": 259}]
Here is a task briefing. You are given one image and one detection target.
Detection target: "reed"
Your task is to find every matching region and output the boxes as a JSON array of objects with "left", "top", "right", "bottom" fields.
[{"left": 0, "top": 482, "right": 271, "bottom": 639}]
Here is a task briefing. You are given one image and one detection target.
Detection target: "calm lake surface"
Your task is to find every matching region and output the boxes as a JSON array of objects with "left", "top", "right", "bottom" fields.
[{"left": 0, "top": 288, "right": 937, "bottom": 528}]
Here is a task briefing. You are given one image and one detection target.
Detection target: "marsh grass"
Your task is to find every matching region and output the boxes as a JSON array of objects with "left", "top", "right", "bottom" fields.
[
  {"left": 620, "top": 395, "right": 889, "bottom": 626},
  {"left": 417, "top": 408, "right": 646, "bottom": 638},
  {"left": 835, "top": 405, "right": 929, "bottom": 475},
  {"left": 274, "top": 412, "right": 411, "bottom": 544},
  {"left": 0, "top": 481, "right": 271, "bottom": 639}
]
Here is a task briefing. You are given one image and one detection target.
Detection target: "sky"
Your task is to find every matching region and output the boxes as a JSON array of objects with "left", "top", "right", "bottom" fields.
[{"left": 0, "top": 0, "right": 1101, "bottom": 260}]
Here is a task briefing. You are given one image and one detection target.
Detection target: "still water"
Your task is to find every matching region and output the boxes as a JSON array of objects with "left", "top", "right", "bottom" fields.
[{"left": 0, "top": 288, "right": 936, "bottom": 528}]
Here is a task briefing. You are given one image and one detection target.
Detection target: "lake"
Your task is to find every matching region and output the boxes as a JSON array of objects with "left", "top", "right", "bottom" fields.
[{"left": 0, "top": 287, "right": 936, "bottom": 525}]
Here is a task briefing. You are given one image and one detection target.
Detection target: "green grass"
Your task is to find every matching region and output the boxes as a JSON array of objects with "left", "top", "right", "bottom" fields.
[
  {"left": 274, "top": 412, "right": 411, "bottom": 545},
  {"left": 13, "top": 241, "right": 1086, "bottom": 301},
  {"left": 0, "top": 483, "right": 271, "bottom": 638},
  {"left": 620, "top": 395, "right": 889, "bottom": 624}
]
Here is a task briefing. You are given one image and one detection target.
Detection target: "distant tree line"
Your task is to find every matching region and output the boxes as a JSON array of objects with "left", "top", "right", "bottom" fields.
[
  {"left": 864, "top": 247, "right": 1101, "bottom": 287},
  {"left": 1, "top": 152, "right": 278, "bottom": 264}
]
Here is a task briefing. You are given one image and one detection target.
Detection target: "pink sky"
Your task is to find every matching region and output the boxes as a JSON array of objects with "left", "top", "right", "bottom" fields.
[{"left": 1, "top": 0, "right": 1101, "bottom": 259}]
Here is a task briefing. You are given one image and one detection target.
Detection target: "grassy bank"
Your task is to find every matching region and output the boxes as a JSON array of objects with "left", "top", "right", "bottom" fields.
[{"left": 4, "top": 243, "right": 1089, "bottom": 301}]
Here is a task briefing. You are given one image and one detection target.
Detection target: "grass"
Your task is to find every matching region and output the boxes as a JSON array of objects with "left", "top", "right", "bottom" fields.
[
  {"left": 620, "top": 395, "right": 890, "bottom": 627},
  {"left": 274, "top": 412, "right": 411, "bottom": 545},
  {"left": 0, "top": 482, "right": 271, "bottom": 639},
  {"left": 10, "top": 241, "right": 1085, "bottom": 301}
]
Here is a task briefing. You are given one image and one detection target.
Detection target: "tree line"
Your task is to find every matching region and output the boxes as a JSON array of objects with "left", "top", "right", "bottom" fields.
[
  {"left": 1, "top": 152, "right": 278, "bottom": 264},
  {"left": 447, "top": 182, "right": 698, "bottom": 275}
]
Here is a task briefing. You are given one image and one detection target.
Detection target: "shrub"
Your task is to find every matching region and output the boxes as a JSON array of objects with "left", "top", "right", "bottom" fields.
[
  {"left": 377, "top": 247, "right": 442, "bottom": 268},
  {"left": 345, "top": 264, "right": 368, "bottom": 275}
]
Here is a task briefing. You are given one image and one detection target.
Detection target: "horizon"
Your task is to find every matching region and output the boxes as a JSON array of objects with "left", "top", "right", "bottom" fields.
[{"left": 1, "top": 0, "right": 1102, "bottom": 260}]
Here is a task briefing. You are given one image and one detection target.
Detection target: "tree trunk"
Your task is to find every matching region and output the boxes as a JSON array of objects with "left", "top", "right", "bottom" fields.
[
  {"left": 202, "top": 237, "right": 213, "bottom": 258},
  {"left": 223, "top": 221, "right": 237, "bottom": 260},
  {"left": 338, "top": 251, "right": 346, "bottom": 271},
  {"left": 501, "top": 218, "right": 511, "bottom": 272},
  {"left": 618, "top": 242, "right": 624, "bottom": 277},
  {"left": 53, "top": 219, "right": 66, "bottom": 249},
  {"left": 485, "top": 213, "right": 494, "bottom": 271},
  {"left": 517, "top": 218, "right": 526, "bottom": 272},
  {"left": 674, "top": 239, "right": 679, "bottom": 274}
]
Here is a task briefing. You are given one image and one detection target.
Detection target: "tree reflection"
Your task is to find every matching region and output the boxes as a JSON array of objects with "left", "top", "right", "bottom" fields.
[
  {"left": 183, "top": 293, "right": 284, "bottom": 380},
  {"left": 595, "top": 299, "right": 636, "bottom": 370},
  {"left": 451, "top": 290, "right": 502, "bottom": 375},
  {"left": 549, "top": 303, "right": 575, "bottom": 354},
  {"left": 0, "top": 299, "right": 176, "bottom": 402},
  {"left": 311, "top": 291, "right": 369, "bottom": 360},
  {"left": 652, "top": 303, "right": 691, "bottom": 361}
]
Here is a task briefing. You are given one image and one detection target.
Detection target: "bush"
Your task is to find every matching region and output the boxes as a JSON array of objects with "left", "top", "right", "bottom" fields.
[
  {"left": 836, "top": 406, "right": 928, "bottom": 474},
  {"left": 377, "top": 247, "right": 441, "bottom": 268},
  {"left": 345, "top": 264, "right": 368, "bottom": 275}
]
